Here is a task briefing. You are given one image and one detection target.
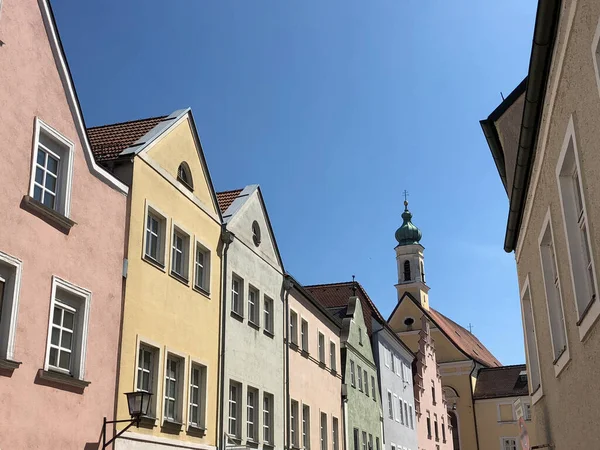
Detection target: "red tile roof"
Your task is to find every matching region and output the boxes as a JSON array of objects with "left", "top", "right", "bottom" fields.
[
  {"left": 87, "top": 116, "right": 167, "bottom": 163},
  {"left": 216, "top": 189, "right": 244, "bottom": 213},
  {"left": 305, "top": 281, "right": 386, "bottom": 337},
  {"left": 473, "top": 364, "right": 528, "bottom": 399},
  {"left": 428, "top": 307, "right": 502, "bottom": 367}
]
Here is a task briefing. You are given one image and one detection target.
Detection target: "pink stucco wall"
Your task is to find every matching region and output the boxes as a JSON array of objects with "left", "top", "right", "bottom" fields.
[{"left": 0, "top": 0, "right": 127, "bottom": 448}]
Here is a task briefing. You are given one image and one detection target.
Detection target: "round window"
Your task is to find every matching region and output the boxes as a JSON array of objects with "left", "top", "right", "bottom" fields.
[
  {"left": 252, "top": 221, "right": 261, "bottom": 247},
  {"left": 404, "top": 317, "right": 415, "bottom": 327}
]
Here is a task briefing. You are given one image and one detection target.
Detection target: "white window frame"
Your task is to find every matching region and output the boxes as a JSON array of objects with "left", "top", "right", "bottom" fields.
[
  {"left": 332, "top": 416, "right": 339, "bottom": 450},
  {"left": 357, "top": 364, "right": 363, "bottom": 391},
  {"left": 194, "top": 241, "right": 211, "bottom": 293},
  {"left": 330, "top": 340, "right": 337, "bottom": 372},
  {"left": 263, "top": 391, "right": 274, "bottom": 444},
  {"left": 350, "top": 360, "right": 356, "bottom": 387},
  {"left": 134, "top": 337, "right": 162, "bottom": 418},
  {"left": 318, "top": 331, "right": 326, "bottom": 364},
  {"left": 398, "top": 397, "right": 404, "bottom": 425},
  {"left": 228, "top": 380, "right": 242, "bottom": 438},
  {"left": 364, "top": 369, "right": 369, "bottom": 397},
  {"left": 248, "top": 285, "right": 260, "bottom": 327},
  {"left": 143, "top": 202, "right": 168, "bottom": 267},
  {"left": 188, "top": 360, "right": 207, "bottom": 430},
  {"left": 43, "top": 276, "right": 91, "bottom": 381},
  {"left": 264, "top": 295, "right": 274, "bottom": 335},
  {"left": 523, "top": 401, "right": 532, "bottom": 421},
  {"left": 556, "top": 117, "right": 600, "bottom": 341},
  {"left": 290, "top": 310, "right": 298, "bottom": 345},
  {"left": 501, "top": 437, "right": 518, "bottom": 450},
  {"left": 231, "top": 274, "right": 244, "bottom": 317},
  {"left": 29, "top": 118, "right": 75, "bottom": 217},
  {"left": 0, "top": 250, "right": 23, "bottom": 361},
  {"left": 384, "top": 346, "right": 390, "bottom": 367},
  {"left": 520, "top": 276, "right": 543, "bottom": 404},
  {"left": 170, "top": 223, "right": 191, "bottom": 282},
  {"left": 163, "top": 351, "right": 185, "bottom": 423},
  {"left": 301, "top": 318, "right": 309, "bottom": 352},
  {"left": 320, "top": 411, "right": 328, "bottom": 450},
  {"left": 387, "top": 391, "right": 393, "bottom": 419},
  {"left": 302, "top": 403, "right": 311, "bottom": 450},
  {"left": 291, "top": 399, "right": 300, "bottom": 448},
  {"left": 246, "top": 386, "right": 259, "bottom": 442},
  {"left": 538, "top": 210, "right": 570, "bottom": 376},
  {"left": 370, "top": 375, "right": 376, "bottom": 400},
  {"left": 393, "top": 394, "right": 399, "bottom": 422}
]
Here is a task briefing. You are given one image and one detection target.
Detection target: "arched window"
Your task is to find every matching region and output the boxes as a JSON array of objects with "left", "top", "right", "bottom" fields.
[
  {"left": 403, "top": 260, "right": 411, "bottom": 281},
  {"left": 177, "top": 162, "right": 193, "bottom": 190},
  {"left": 448, "top": 411, "right": 460, "bottom": 450}
]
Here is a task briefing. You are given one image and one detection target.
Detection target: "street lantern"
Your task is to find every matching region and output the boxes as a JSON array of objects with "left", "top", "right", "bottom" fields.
[{"left": 102, "top": 391, "right": 153, "bottom": 448}]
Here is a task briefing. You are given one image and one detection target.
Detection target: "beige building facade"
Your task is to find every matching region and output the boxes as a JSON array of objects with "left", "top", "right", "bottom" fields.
[{"left": 481, "top": 0, "right": 600, "bottom": 447}]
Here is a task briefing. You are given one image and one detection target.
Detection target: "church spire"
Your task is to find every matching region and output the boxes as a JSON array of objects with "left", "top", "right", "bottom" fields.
[{"left": 395, "top": 199, "right": 422, "bottom": 246}]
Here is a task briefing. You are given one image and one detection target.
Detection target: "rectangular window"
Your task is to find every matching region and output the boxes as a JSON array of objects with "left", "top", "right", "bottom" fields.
[
  {"left": 263, "top": 392, "right": 274, "bottom": 444},
  {"left": 144, "top": 208, "right": 166, "bottom": 265},
  {"left": 431, "top": 380, "right": 436, "bottom": 404},
  {"left": 434, "top": 414, "right": 439, "bottom": 441},
  {"left": 409, "top": 405, "right": 414, "bottom": 429},
  {"left": 387, "top": 392, "right": 394, "bottom": 419},
  {"left": 350, "top": 360, "right": 356, "bottom": 387},
  {"left": 248, "top": 286, "right": 260, "bottom": 326},
  {"left": 371, "top": 376, "right": 376, "bottom": 399},
  {"left": 231, "top": 275, "right": 243, "bottom": 316},
  {"left": 375, "top": 437, "right": 380, "bottom": 450},
  {"left": 393, "top": 395, "right": 399, "bottom": 421},
  {"left": 136, "top": 344, "right": 158, "bottom": 416},
  {"left": 30, "top": 120, "right": 74, "bottom": 216},
  {"left": 404, "top": 402, "right": 409, "bottom": 427},
  {"left": 171, "top": 227, "right": 190, "bottom": 281},
  {"left": 399, "top": 398, "right": 404, "bottom": 424},
  {"left": 318, "top": 332, "right": 326, "bottom": 364},
  {"left": 522, "top": 285, "right": 541, "bottom": 392},
  {"left": 539, "top": 223, "right": 568, "bottom": 361},
  {"left": 368, "top": 434, "right": 373, "bottom": 450},
  {"left": 557, "top": 135, "right": 598, "bottom": 324},
  {"left": 247, "top": 386, "right": 258, "bottom": 441},
  {"left": 362, "top": 431, "right": 367, "bottom": 450},
  {"left": 301, "top": 319, "right": 309, "bottom": 351},
  {"left": 502, "top": 438, "right": 517, "bottom": 450},
  {"left": 357, "top": 365, "right": 363, "bottom": 391},
  {"left": 384, "top": 346, "right": 390, "bottom": 367},
  {"left": 264, "top": 296, "right": 274, "bottom": 334},
  {"left": 391, "top": 445, "right": 396, "bottom": 450},
  {"left": 228, "top": 381, "right": 241, "bottom": 437},
  {"left": 189, "top": 363, "right": 206, "bottom": 428},
  {"left": 353, "top": 428, "right": 360, "bottom": 450},
  {"left": 303, "top": 404, "right": 311, "bottom": 450},
  {"left": 164, "top": 355, "right": 183, "bottom": 422},
  {"left": 426, "top": 412, "right": 432, "bottom": 439},
  {"left": 441, "top": 415, "right": 446, "bottom": 442},
  {"left": 330, "top": 341, "right": 337, "bottom": 371},
  {"left": 332, "top": 417, "right": 339, "bottom": 450},
  {"left": 0, "top": 252, "right": 22, "bottom": 361},
  {"left": 291, "top": 400, "right": 299, "bottom": 447},
  {"left": 364, "top": 370, "right": 369, "bottom": 396},
  {"left": 390, "top": 353, "right": 395, "bottom": 373},
  {"left": 320, "top": 412, "right": 328, "bottom": 450},
  {"left": 45, "top": 278, "right": 90, "bottom": 381},
  {"left": 290, "top": 311, "right": 299, "bottom": 346},
  {"left": 194, "top": 243, "right": 210, "bottom": 292},
  {"left": 524, "top": 402, "right": 532, "bottom": 421}
]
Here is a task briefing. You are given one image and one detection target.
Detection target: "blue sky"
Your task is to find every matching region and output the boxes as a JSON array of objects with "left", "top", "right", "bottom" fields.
[{"left": 53, "top": 0, "right": 537, "bottom": 365}]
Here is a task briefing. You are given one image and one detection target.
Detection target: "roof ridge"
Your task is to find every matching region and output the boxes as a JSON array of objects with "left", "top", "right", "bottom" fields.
[
  {"left": 305, "top": 281, "right": 354, "bottom": 288},
  {"left": 480, "top": 364, "right": 526, "bottom": 371},
  {"left": 216, "top": 188, "right": 245, "bottom": 195},
  {"left": 87, "top": 115, "right": 169, "bottom": 130}
]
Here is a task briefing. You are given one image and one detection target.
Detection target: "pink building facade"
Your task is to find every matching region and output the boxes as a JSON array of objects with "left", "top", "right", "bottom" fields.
[
  {"left": 413, "top": 317, "right": 453, "bottom": 450},
  {"left": 0, "top": 0, "right": 128, "bottom": 448}
]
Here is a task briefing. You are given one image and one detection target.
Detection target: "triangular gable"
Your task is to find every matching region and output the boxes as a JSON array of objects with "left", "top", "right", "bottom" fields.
[
  {"left": 219, "top": 185, "right": 284, "bottom": 271},
  {"left": 39, "top": 0, "right": 127, "bottom": 194}
]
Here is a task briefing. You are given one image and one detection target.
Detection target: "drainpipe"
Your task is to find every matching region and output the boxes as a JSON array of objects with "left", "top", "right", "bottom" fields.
[
  {"left": 470, "top": 363, "right": 481, "bottom": 450},
  {"left": 217, "top": 226, "right": 234, "bottom": 450},
  {"left": 283, "top": 276, "right": 293, "bottom": 450},
  {"left": 342, "top": 389, "right": 349, "bottom": 450}
]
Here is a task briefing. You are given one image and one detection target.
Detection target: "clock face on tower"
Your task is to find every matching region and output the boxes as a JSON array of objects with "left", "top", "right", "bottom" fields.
[{"left": 252, "top": 220, "right": 261, "bottom": 247}]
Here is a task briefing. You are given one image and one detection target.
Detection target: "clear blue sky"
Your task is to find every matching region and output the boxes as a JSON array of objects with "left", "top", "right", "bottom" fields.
[{"left": 53, "top": 0, "right": 537, "bottom": 365}]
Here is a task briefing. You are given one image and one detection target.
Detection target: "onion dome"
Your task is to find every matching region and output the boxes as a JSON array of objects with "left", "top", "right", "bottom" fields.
[{"left": 395, "top": 201, "right": 422, "bottom": 246}]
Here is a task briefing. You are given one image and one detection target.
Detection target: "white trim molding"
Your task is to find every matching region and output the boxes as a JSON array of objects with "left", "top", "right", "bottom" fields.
[
  {"left": 519, "top": 275, "right": 543, "bottom": 405},
  {"left": 0, "top": 250, "right": 23, "bottom": 361}
]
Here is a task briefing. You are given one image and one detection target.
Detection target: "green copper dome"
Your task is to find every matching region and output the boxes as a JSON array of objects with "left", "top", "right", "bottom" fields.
[{"left": 395, "top": 201, "right": 422, "bottom": 246}]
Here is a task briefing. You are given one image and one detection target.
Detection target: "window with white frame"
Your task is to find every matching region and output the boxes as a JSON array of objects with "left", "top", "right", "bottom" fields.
[
  {"left": 371, "top": 375, "right": 376, "bottom": 399},
  {"left": 0, "top": 251, "right": 22, "bottom": 361},
  {"left": 194, "top": 243, "right": 210, "bottom": 292},
  {"left": 502, "top": 438, "right": 517, "bottom": 450},
  {"left": 137, "top": 344, "right": 159, "bottom": 416},
  {"left": 332, "top": 417, "right": 339, "bottom": 450},
  {"left": 301, "top": 319, "right": 309, "bottom": 351},
  {"left": 393, "top": 394, "right": 399, "bottom": 421},
  {"left": 320, "top": 412, "right": 328, "bottom": 450},
  {"left": 318, "top": 332, "right": 326, "bottom": 364},
  {"left": 426, "top": 411, "right": 431, "bottom": 438},
  {"left": 524, "top": 402, "right": 532, "bottom": 421},
  {"left": 231, "top": 275, "right": 243, "bottom": 316},
  {"left": 145, "top": 207, "right": 167, "bottom": 265},
  {"left": 557, "top": 135, "right": 598, "bottom": 320},
  {"left": 390, "top": 353, "right": 395, "bottom": 373},
  {"left": 359, "top": 327, "right": 363, "bottom": 345},
  {"left": 395, "top": 358, "right": 401, "bottom": 377},
  {"left": 248, "top": 286, "right": 260, "bottom": 326},
  {"left": 171, "top": 227, "right": 190, "bottom": 281},
  {"left": 45, "top": 277, "right": 90, "bottom": 380},
  {"left": 391, "top": 444, "right": 396, "bottom": 450},
  {"left": 399, "top": 398, "right": 404, "bottom": 424},
  {"left": 189, "top": 363, "right": 207, "bottom": 428},
  {"left": 263, "top": 392, "right": 274, "bottom": 444},
  {"left": 247, "top": 386, "right": 259, "bottom": 441},
  {"left": 522, "top": 285, "right": 541, "bottom": 393},
  {"left": 431, "top": 380, "right": 436, "bottom": 404},
  {"left": 441, "top": 414, "right": 446, "bottom": 442},
  {"left": 228, "top": 381, "right": 242, "bottom": 438},
  {"left": 330, "top": 341, "right": 337, "bottom": 372},
  {"left": 409, "top": 405, "right": 414, "bottom": 429},
  {"left": 387, "top": 392, "right": 393, "bottom": 419},
  {"left": 290, "top": 310, "right": 298, "bottom": 345},
  {"left": 29, "top": 120, "right": 74, "bottom": 216},
  {"left": 384, "top": 346, "right": 390, "bottom": 367},
  {"left": 539, "top": 223, "right": 568, "bottom": 361},
  {"left": 350, "top": 360, "right": 356, "bottom": 387},
  {"left": 264, "top": 296, "right": 274, "bottom": 334},
  {"left": 164, "top": 355, "right": 183, "bottom": 422},
  {"left": 291, "top": 400, "right": 299, "bottom": 448},
  {"left": 302, "top": 404, "right": 311, "bottom": 450},
  {"left": 434, "top": 414, "right": 439, "bottom": 441},
  {"left": 362, "top": 431, "right": 367, "bottom": 450},
  {"left": 364, "top": 370, "right": 369, "bottom": 396},
  {"left": 368, "top": 434, "right": 373, "bottom": 450},
  {"left": 353, "top": 429, "right": 360, "bottom": 450},
  {"left": 375, "top": 437, "right": 380, "bottom": 450},
  {"left": 357, "top": 364, "right": 363, "bottom": 391}
]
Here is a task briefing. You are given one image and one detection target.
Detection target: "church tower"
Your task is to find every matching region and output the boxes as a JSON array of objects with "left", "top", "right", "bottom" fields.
[{"left": 394, "top": 200, "right": 430, "bottom": 310}]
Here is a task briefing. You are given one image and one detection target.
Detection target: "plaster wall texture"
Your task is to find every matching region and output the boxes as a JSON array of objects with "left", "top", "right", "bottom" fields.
[
  {"left": 288, "top": 288, "right": 343, "bottom": 450},
  {"left": 474, "top": 396, "right": 532, "bottom": 450},
  {"left": 0, "top": 0, "right": 127, "bottom": 448},
  {"left": 512, "top": 1, "right": 600, "bottom": 448},
  {"left": 222, "top": 187, "right": 285, "bottom": 449},
  {"left": 343, "top": 298, "right": 383, "bottom": 450},
  {"left": 115, "top": 118, "right": 222, "bottom": 448},
  {"left": 372, "top": 325, "right": 418, "bottom": 450}
]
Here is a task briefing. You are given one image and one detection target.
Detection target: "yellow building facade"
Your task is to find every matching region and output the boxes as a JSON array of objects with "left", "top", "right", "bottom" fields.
[{"left": 89, "top": 109, "right": 223, "bottom": 449}]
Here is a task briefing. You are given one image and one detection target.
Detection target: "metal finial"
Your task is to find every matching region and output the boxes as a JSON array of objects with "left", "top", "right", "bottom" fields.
[
  {"left": 403, "top": 190, "right": 409, "bottom": 210},
  {"left": 351, "top": 275, "right": 357, "bottom": 296}
]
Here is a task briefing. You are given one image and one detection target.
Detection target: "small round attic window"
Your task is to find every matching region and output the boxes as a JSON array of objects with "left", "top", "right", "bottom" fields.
[
  {"left": 404, "top": 317, "right": 415, "bottom": 327},
  {"left": 252, "top": 221, "right": 261, "bottom": 247}
]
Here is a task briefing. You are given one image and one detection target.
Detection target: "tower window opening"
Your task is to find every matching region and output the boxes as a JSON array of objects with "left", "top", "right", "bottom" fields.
[{"left": 403, "top": 260, "right": 411, "bottom": 281}]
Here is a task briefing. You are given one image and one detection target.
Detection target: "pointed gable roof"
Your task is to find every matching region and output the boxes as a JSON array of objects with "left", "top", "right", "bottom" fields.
[
  {"left": 216, "top": 189, "right": 244, "bottom": 213},
  {"left": 389, "top": 292, "right": 501, "bottom": 367}
]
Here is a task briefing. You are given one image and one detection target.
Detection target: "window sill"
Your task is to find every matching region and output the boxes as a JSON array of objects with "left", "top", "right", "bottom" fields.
[
  {"left": 0, "top": 358, "right": 21, "bottom": 370},
  {"left": 187, "top": 424, "right": 206, "bottom": 436},
  {"left": 143, "top": 255, "right": 166, "bottom": 272},
  {"left": 263, "top": 329, "right": 275, "bottom": 338},
  {"left": 193, "top": 285, "right": 211, "bottom": 298},
  {"left": 37, "top": 368, "right": 90, "bottom": 390},
  {"left": 170, "top": 271, "right": 190, "bottom": 286},
  {"left": 230, "top": 310, "right": 244, "bottom": 322},
  {"left": 248, "top": 320, "right": 260, "bottom": 331},
  {"left": 300, "top": 349, "right": 309, "bottom": 358},
  {"left": 138, "top": 415, "right": 158, "bottom": 429},
  {"left": 553, "top": 347, "right": 571, "bottom": 377},
  {"left": 577, "top": 296, "right": 600, "bottom": 342},
  {"left": 21, "top": 195, "right": 76, "bottom": 232},
  {"left": 161, "top": 419, "right": 183, "bottom": 434}
]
